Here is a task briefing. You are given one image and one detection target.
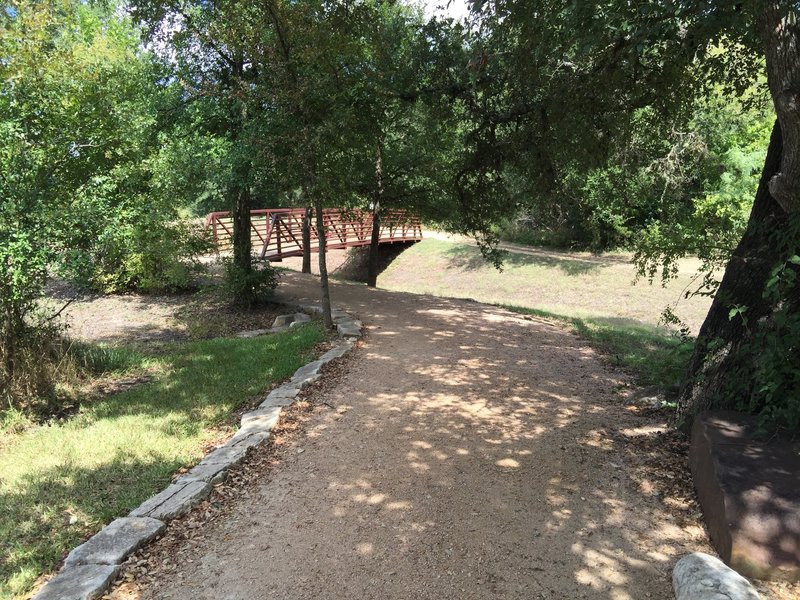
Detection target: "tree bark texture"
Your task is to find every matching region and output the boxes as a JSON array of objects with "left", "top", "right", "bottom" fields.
[
  {"left": 229, "top": 59, "right": 252, "bottom": 275},
  {"left": 232, "top": 179, "right": 252, "bottom": 274},
  {"left": 761, "top": 2, "right": 800, "bottom": 212},
  {"left": 301, "top": 155, "right": 333, "bottom": 328}
]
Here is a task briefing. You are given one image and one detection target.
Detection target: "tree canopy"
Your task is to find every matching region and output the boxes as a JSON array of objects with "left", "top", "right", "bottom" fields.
[{"left": 2, "top": 0, "right": 799, "bottom": 429}]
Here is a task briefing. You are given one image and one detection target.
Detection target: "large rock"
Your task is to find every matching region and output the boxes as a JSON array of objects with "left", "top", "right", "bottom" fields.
[
  {"left": 673, "top": 552, "right": 760, "bottom": 600},
  {"left": 65, "top": 517, "right": 165, "bottom": 566},
  {"left": 32, "top": 564, "right": 119, "bottom": 600},
  {"left": 690, "top": 411, "right": 800, "bottom": 581},
  {"left": 239, "top": 406, "right": 281, "bottom": 434}
]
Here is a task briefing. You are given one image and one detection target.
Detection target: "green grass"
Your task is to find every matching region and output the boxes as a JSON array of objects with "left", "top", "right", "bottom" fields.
[
  {"left": 501, "top": 304, "right": 695, "bottom": 391},
  {"left": 0, "top": 323, "right": 326, "bottom": 599},
  {"left": 379, "top": 238, "right": 712, "bottom": 334}
]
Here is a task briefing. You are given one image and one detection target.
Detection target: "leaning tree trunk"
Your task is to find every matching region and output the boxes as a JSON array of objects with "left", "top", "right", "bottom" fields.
[
  {"left": 367, "top": 143, "right": 384, "bottom": 288},
  {"left": 676, "top": 123, "right": 788, "bottom": 425},
  {"left": 676, "top": 2, "right": 800, "bottom": 427}
]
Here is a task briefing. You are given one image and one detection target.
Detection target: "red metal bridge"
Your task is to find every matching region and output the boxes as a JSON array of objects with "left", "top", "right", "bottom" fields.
[{"left": 205, "top": 208, "right": 423, "bottom": 261}]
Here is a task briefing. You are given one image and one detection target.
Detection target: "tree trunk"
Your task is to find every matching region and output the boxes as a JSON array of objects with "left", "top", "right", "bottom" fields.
[
  {"left": 232, "top": 179, "right": 252, "bottom": 274},
  {"left": 676, "top": 122, "right": 790, "bottom": 426},
  {"left": 676, "top": 2, "right": 800, "bottom": 427},
  {"left": 761, "top": 2, "right": 800, "bottom": 213},
  {"left": 367, "top": 143, "right": 384, "bottom": 288},
  {"left": 229, "top": 59, "right": 252, "bottom": 276},
  {"left": 302, "top": 206, "right": 312, "bottom": 274},
  {"left": 313, "top": 197, "right": 334, "bottom": 329}
]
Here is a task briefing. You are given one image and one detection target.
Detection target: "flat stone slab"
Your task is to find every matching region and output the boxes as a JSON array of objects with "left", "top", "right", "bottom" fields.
[
  {"left": 129, "top": 480, "right": 211, "bottom": 521},
  {"left": 176, "top": 459, "right": 231, "bottom": 485},
  {"left": 273, "top": 312, "right": 311, "bottom": 329},
  {"left": 291, "top": 360, "right": 324, "bottom": 382},
  {"left": 240, "top": 406, "right": 282, "bottom": 431},
  {"left": 337, "top": 320, "right": 362, "bottom": 337},
  {"left": 33, "top": 563, "right": 119, "bottom": 600},
  {"left": 272, "top": 314, "right": 295, "bottom": 328},
  {"left": 673, "top": 552, "right": 760, "bottom": 600},
  {"left": 319, "top": 343, "right": 352, "bottom": 362},
  {"left": 690, "top": 411, "right": 800, "bottom": 581},
  {"left": 299, "top": 304, "right": 323, "bottom": 315},
  {"left": 260, "top": 384, "right": 300, "bottom": 408},
  {"left": 227, "top": 429, "right": 270, "bottom": 450},
  {"left": 200, "top": 443, "right": 249, "bottom": 467},
  {"left": 292, "top": 372, "right": 321, "bottom": 388},
  {"left": 65, "top": 517, "right": 165, "bottom": 567}
]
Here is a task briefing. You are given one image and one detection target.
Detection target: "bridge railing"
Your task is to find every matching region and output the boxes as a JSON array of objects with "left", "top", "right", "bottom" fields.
[{"left": 204, "top": 208, "right": 422, "bottom": 261}]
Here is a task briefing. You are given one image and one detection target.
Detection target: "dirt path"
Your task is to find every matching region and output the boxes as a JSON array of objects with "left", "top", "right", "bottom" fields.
[{"left": 122, "top": 273, "right": 704, "bottom": 600}]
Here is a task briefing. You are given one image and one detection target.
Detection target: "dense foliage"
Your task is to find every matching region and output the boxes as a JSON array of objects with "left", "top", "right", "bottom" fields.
[
  {"left": 2, "top": 0, "right": 798, "bottom": 431},
  {"left": 0, "top": 1, "right": 209, "bottom": 410},
  {"left": 499, "top": 90, "right": 772, "bottom": 257}
]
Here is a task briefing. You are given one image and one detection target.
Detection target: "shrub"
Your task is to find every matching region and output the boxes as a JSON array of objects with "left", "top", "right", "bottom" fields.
[
  {"left": 222, "top": 259, "right": 279, "bottom": 308},
  {"left": 60, "top": 211, "right": 212, "bottom": 294}
]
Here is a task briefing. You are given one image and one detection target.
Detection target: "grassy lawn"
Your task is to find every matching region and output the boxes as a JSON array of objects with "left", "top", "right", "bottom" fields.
[
  {"left": 0, "top": 323, "right": 326, "bottom": 599},
  {"left": 379, "top": 238, "right": 712, "bottom": 333}
]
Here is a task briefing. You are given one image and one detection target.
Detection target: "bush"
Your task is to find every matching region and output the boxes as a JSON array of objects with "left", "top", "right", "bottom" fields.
[
  {"left": 222, "top": 259, "right": 279, "bottom": 308},
  {"left": 60, "top": 212, "right": 212, "bottom": 294}
]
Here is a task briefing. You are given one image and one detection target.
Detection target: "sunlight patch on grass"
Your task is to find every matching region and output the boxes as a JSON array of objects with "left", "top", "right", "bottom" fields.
[{"left": 379, "top": 238, "right": 711, "bottom": 333}]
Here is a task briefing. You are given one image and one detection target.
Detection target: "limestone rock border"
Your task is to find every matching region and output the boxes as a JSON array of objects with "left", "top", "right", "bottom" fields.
[{"left": 33, "top": 302, "right": 361, "bottom": 600}]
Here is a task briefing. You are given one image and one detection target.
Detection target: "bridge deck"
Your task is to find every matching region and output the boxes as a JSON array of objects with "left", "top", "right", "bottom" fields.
[{"left": 205, "top": 208, "right": 422, "bottom": 261}]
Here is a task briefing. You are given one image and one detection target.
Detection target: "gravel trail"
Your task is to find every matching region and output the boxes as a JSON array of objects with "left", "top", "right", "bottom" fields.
[{"left": 129, "top": 272, "right": 697, "bottom": 600}]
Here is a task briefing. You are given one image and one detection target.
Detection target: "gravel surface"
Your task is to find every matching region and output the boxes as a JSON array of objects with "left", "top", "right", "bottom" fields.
[{"left": 98, "top": 272, "right": 730, "bottom": 600}]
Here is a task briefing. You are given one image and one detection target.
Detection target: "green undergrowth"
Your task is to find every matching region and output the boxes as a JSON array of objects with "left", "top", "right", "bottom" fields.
[
  {"left": 502, "top": 304, "right": 694, "bottom": 391},
  {"left": 0, "top": 323, "right": 326, "bottom": 599}
]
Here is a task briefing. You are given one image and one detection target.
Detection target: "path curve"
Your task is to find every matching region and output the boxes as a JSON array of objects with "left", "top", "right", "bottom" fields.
[{"left": 130, "top": 273, "right": 695, "bottom": 599}]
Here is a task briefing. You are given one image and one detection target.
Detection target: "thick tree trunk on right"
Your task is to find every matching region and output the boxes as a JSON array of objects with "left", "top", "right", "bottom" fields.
[
  {"left": 761, "top": 2, "right": 800, "bottom": 213},
  {"left": 676, "top": 122, "right": 788, "bottom": 426},
  {"left": 676, "top": 2, "right": 800, "bottom": 427}
]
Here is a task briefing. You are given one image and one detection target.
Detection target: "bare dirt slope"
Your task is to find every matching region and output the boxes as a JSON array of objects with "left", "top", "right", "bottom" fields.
[{"left": 116, "top": 272, "right": 710, "bottom": 600}]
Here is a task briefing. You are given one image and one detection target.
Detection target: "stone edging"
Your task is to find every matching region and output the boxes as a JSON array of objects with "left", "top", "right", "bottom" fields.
[{"left": 33, "top": 303, "right": 362, "bottom": 600}]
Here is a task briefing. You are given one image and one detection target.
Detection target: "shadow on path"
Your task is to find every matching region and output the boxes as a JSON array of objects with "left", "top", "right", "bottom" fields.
[{"left": 132, "top": 273, "right": 698, "bottom": 600}]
